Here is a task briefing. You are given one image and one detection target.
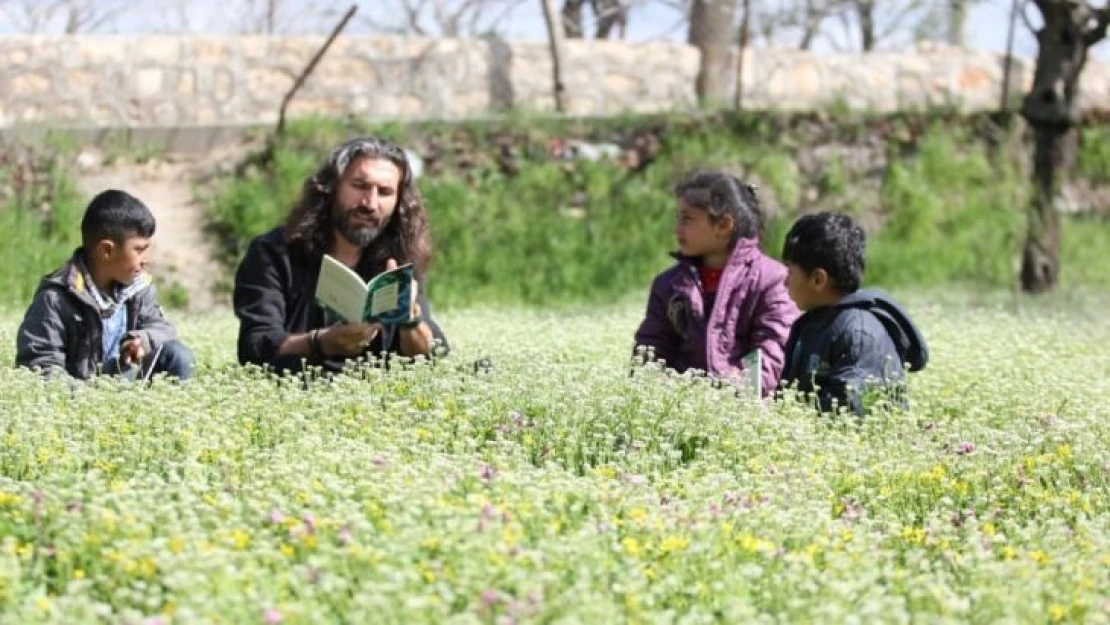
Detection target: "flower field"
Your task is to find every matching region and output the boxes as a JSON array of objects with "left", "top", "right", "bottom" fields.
[{"left": 0, "top": 292, "right": 1108, "bottom": 624}]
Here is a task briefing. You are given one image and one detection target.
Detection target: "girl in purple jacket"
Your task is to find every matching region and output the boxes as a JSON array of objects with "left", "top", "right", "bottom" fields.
[{"left": 633, "top": 172, "right": 799, "bottom": 395}]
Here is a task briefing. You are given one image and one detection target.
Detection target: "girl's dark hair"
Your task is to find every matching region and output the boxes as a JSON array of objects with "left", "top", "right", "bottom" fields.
[
  {"left": 674, "top": 171, "right": 764, "bottom": 243},
  {"left": 284, "top": 136, "right": 432, "bottom": 278}
]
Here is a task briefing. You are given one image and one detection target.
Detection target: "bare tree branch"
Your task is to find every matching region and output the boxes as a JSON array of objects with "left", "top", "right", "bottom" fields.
[
  {"left": 1020, "top": 0, "right": 1039, "bottom": 34},
  {"left": 1084, "top": 4, "right": 1109, "bottom": 45}
]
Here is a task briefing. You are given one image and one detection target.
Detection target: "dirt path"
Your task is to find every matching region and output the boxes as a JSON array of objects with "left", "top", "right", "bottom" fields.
[{"left": 74, "top": 156, "right": 225, "bottom": 312}]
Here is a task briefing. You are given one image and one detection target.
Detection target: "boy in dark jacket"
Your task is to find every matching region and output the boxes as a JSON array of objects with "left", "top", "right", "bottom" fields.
[
  {"left": 779, "top": 212, "right": 927, "bottom": 415},
  {"left": 16, "top": 189, "right": 194, "bottom": 382}
]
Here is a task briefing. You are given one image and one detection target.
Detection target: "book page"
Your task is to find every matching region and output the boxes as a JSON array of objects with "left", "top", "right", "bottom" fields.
[
  {"left": 315, "top": 254, "right": 369, "bottom": 323},
  {"left": 365, "top": 263, "right": 415, "bottom": 324},
  {"left": 369, "top": 281, "right": 400, "bottom": 317},
  {"left": 740, "top": 349, "right": 762, "bottom": 398}
]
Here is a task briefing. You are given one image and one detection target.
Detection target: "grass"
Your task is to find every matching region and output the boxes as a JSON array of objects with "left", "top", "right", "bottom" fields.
[{"left": 0, "top": 291, "right": 1108, "bottom": 622}]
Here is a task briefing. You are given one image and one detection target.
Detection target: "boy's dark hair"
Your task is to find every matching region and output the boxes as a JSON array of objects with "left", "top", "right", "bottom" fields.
[
  {"left": 674, "top": 171, "right": 764, "bottom": 242},
  {"left": 782, "top": 212, "right": 866, "bottom": 294},
  {"left": 80, "top": 190, "right": 156, "bottom": 251}
]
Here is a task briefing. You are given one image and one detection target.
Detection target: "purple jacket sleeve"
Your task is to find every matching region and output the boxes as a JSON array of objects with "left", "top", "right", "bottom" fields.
[
  {"left": 633, "top": 275, "right": 679, "bottom": 367},
  {"left": 749, "top": 264, "right": 800, "bottom": 396}
]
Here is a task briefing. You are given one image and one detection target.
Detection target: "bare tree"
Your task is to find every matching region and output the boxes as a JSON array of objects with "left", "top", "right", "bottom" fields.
[
  {"left": 1018, "top": 0, "right": 1109, "bottom": 292},
  {"left": 947, "top": 0, "right": 968, "bottom": 46},
  {"left": 363, "top": 0, "right": 526, "bottom": 37},
  {"left": 689, "top": 0, "right": 737, "bottom": 105},
  {"left": 831, "top": 0, "right": 924, "bottom": 51},
  {"left": 561, "top": 0, "right": 628, "bottom": 38},
  {"left": 540, "top": 0, "right": 568, "bottom": 112},
  {"left": 231, "top": 0, "right": 334, "bottom": 34},
  {"left": 0, "top": 0, "right": 124, "bottom": 33}
]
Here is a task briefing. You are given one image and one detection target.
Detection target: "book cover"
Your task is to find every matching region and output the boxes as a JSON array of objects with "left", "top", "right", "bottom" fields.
[
  {"left": 740, "top": 348, "right": 762, "bottom": 398},
  {"left": 315, "top": 254, "right": 417, "bottom": 326}
]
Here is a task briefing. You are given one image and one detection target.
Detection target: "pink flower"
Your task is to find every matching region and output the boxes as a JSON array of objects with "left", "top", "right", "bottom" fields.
[
  {"left": 372, "top": 456, "right": 388, "bottom": 468},
  {"left": 264, "top": 608, "right": 283, "bottom": 624},
  {"left": 338, "top": 527, "right": 353, "bottom": 545},
  {"left": 956, "top": 441, "right": 976, "bottom": 455},
  {"left": 269, "top": 509, "right": 285, "bottom": 525},
  {"left": 480, "top": 588, "right": 500, "bottom": 606},
  {"left": 302, "top": 513, "right": 317, "bottom": 533}
]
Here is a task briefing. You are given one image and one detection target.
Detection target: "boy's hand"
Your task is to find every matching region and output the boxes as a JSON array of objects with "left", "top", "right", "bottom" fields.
[
  {"left": 319, "top": 323, "right": 380, "bottom": 357},
  {"left": 120, "top": 338, "right": 146, "bottom": 367}
]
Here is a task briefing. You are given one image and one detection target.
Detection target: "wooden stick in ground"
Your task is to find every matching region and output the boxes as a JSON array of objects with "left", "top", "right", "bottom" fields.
[
  {"left": 540, "top": 0, "right": 568, "bottom": 113},
  {"left": 734, "top": 0, "right": 751, "bottom": 110},
  {"left": 276, "top": 4, "right": 358, "bottom": 136},
  {"left": 1000, "top": 0, "right": 1021, "bottom": 111}
]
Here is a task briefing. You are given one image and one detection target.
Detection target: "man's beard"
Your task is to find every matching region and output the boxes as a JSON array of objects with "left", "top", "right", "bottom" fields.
[{"left": 335, "top": 206, "right": 385, "bottom": 248}]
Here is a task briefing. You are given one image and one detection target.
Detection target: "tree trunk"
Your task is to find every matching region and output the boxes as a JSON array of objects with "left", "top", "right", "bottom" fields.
[
  {"left": 594, "top": 0, "right": 626, "bottom": 38},
  {"left": 1021, "top": 125, "right": 1074, "bottom": 292},
  {"left": 857, "top": 0, "right": 875, "bottom": 51},
  {"left": 799, "top": 0, "right": 823, "bottom": 50},
  {"left": 735, "top": 0, "right": 750, "bottom": 109},
  {"left": 947, "top": 0, "right": 967, "bottom": 46},
  {"left": 1018, "top": 0, "right": 1105, "bottom": 292},
  {"left": 689, "top": 0, "right": 738, "bottom": 106},
  {"left": 561, "top": 0, "right": 585, "bottom": 38},
  {"left": 541, "top": 0, "right": 569, "bottom": 113}
]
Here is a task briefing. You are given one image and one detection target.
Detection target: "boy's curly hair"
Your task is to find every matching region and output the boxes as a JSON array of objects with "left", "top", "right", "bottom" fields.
[
  {"left": 283, "top": 136, "right": 432, "bottom": 277},
  {"left": 781, "top": 211, "right": 866, "bottom": 294}
]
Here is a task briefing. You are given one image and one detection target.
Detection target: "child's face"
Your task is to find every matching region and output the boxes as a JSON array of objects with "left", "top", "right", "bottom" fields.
[
  {"left": 675, "top": 200, "right": 731, "bottom": 259},
  {"left": 99, "top": 235, "right": 151, "bottom": 286},
  {"left": 785, "top": 262, "right": 827, "bottom": 311}
]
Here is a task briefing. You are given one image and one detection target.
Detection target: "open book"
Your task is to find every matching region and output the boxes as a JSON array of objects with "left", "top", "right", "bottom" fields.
[{"left": 314, "top": 254, "right": 417, "bottom": 326}]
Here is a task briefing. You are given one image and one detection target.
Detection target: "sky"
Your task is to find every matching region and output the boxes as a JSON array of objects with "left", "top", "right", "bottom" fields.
[{"left": 0, "top": 0, "right": 1106, "bottom": 60}]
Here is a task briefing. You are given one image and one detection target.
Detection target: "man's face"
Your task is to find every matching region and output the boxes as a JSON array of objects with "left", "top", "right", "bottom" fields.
[
  {"left": 333, "top": 155, "right": 403, "bottom": 248},
  {"left": 102, "top": 235, "right": 151, "bottom": 286}
]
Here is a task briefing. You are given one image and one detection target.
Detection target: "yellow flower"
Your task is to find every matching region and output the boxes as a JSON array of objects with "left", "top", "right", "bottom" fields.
[
  {"left": 169, "top": 537, "right": 185, "bottom": 555},
  {"left": 643, "top": 565, "right": 657, "bottom": 580},
  {"left": 1048, "top": 603, "right": 1067, "bottom": 622},
  {"left": 73, "top": 569, "right": 85, "bottom": 580},
  {"left": 622, "top": 537, "right": 642, "bottom": 556},
  {"left": 628, "top": 508, "right": 647, "bottom": 521},
  {"left": 661, "top": 535, "right": 688, "bottom": 554},
  {"left": 1030, "top": 549, "right": 1050, "bottom": 565},
  {"left": 280, "top": 544, "right": 295, "bottom": 558},
  {"left": 900, "top": 527, "right": 926, "bottom": 544},
  {"left": 982, "top": 522, "right": 996, "bottom": 536},
  {"left": 1055, "top": 444, "right": 1072, "bottom": 461},
  {"left": 231, "top": 529, "right": 251, "bottom": 550},
  {"left": 36, "top": 596, "right": 50, "bottom": 612},
  {"left": 0, "top": 493, "right": 21, "bottom": 507}
]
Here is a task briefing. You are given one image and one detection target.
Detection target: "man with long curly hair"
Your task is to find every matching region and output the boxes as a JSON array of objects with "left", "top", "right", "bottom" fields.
[{"left": 233, "top": 136, "right": 448, "bottom": 373}]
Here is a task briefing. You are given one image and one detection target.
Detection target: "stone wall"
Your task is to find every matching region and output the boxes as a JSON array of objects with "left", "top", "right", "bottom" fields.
[{"left": 1, "top": 35, "right": 1108, "bottom": 131}]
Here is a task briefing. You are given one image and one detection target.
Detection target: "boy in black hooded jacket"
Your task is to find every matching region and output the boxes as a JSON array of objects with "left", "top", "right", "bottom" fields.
[{"left": 779, "top": 212, "right": 928, "bottom": 415}]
